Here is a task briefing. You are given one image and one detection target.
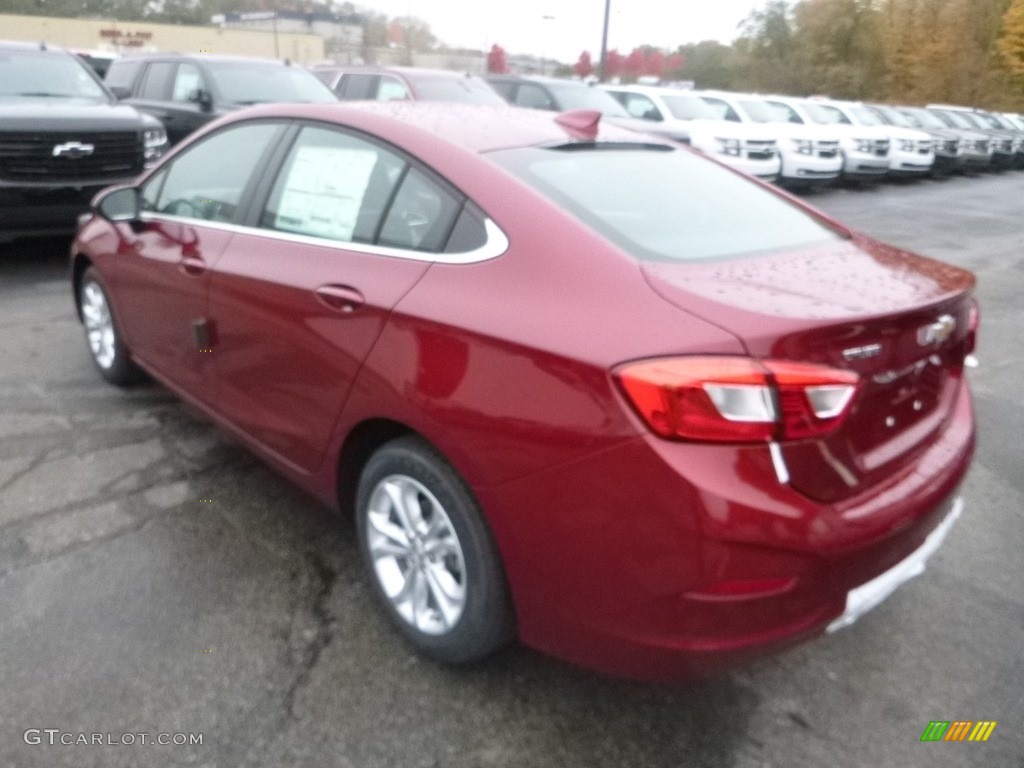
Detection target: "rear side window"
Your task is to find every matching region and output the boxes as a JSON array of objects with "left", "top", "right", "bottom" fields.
[
  {"left": 490, "top": 147, "right": 844, "bottom": 262},
  {"left": 139, "top": 62, "right": 175, "bottom": 100},
  {"left": 377, "top": 76, "right": 410, "bottom": 101},
  {"left": 260, "top": 124, "right": 464, "bottom": 253},
  {"left": 104, "top": 59, "right": 143, "bottom": 91},
  {"left": 338, "top": 74, "right": 378, "bottom": 100}
]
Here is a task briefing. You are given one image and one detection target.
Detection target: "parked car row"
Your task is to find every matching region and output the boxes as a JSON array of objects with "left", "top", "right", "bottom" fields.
[{"left": 3, "top": 43, "right": 1022, "bottom": 245}]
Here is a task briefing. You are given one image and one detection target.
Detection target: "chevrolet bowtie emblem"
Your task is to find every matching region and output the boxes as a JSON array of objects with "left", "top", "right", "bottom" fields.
[
  {"left": 52, "top": 141, "right": 95, "bottom": 159},
  {"left": 917, "top": 314, "right": 956, "bottom": 346}
]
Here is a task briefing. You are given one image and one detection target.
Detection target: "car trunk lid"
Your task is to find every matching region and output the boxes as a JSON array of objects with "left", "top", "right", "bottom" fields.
[{"left": 642, "top": 235, "right": 976, "bottom": 502}]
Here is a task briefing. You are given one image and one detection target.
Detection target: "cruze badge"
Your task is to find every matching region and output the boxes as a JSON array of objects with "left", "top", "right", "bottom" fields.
[
  {"left": 917, "top": 314, "right": 956, "bottom": 346},
  {"left": 52, "top": 141, "right": 95, "bottom": 159},
  {"left": 842, "top": 343, "right": 882, "bottom": 361}
]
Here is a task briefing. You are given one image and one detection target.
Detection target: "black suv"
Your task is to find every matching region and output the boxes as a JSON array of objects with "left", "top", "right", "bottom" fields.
[
  {"left": 106, "top": 54, "right": 336, "bottom": 145},
  {"left": 0, "top": 41, "right": 168, "bottom": 243}
]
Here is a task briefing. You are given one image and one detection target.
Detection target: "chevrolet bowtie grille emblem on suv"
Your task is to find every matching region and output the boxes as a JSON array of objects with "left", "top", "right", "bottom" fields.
[
  {"left": 52, "top": 141, "right": 95, "bottom": 159},
  {"left": 917, "top": 314, "right": 956, "bottom": 346}
]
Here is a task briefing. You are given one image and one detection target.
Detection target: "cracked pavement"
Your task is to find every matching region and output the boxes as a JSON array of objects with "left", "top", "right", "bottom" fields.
[{"left": 2, "top": 173, "right": 1023, "bottom": 768}]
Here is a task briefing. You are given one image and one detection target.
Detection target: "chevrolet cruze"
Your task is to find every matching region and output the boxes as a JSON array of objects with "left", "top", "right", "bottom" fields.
[{"left": 72, "top": 103, "right": 977, "bottom": 680}]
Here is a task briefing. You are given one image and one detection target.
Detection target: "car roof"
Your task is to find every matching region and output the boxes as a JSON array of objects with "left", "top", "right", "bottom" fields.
[
  {"left": 115, "top": 52, "right": 283, "bottom": 66},
  {"left": 221, "top": 101, "right": 669, "bottom": 154},
  {"left": 0, "top": 40, "right": 73, "bottom": 54},
  {"left": 315, "top": 65, "right": 483, "bottom": 80}
]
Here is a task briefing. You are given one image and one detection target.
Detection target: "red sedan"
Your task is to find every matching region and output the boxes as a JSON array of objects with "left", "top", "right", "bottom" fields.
[{"left": 71, "top": 102, "right": 977, "bottom": 680}]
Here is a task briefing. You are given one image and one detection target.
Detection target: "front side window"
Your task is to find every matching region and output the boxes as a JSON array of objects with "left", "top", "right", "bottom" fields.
[
  {"left": 490, "top": 146, "right": 844, "bottom": 263},
  {"left": 699, "top": 97, "right": 741, "bottom": 122},
  {"left": 171, "top": 63, "right": 204, "bottom": 102},
  {"left": 260, "top": 125, "right": 463, "bottom": 253},
  {"left": 619, "top": 93, "right": 661, "bottom": 121},
  {"left": 153, "top": 122, "right": 280, "bottom": 222},
  {"left": 377, "top": 76, "right": 410, "bottom": 101},
  {"left": 765, "top": 101, "right": 804, "bottom": 124}
]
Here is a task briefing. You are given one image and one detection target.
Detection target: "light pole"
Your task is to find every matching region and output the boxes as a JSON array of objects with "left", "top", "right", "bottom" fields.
[
  {"left": 540, "top": 14, "right": 555, "bottom": 76},
  {"left": 599, "top": 0, "right": 611, "bottom": 81}
]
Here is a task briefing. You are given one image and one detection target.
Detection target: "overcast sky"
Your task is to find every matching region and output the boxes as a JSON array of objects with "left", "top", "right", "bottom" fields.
[{"left": 361, "top": 0, "right": 767, "bottom": 62}]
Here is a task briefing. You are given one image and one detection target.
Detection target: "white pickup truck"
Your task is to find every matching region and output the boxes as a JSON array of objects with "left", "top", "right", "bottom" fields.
[
  {"left": 601, "top": 85, "right": 781, "bottom": 182},
  {"left": 813, "top": 99, "right": 934, "bottom": 176},
  {"left": 692, "top": 90, "right": 843, "bottom": 187},
  {"left": 758, "top": 95, "right": 892, "bottom": 182}
]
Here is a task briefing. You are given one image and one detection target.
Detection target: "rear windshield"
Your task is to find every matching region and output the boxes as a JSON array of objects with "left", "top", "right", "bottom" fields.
[
  {"left": 411, "top": 76, "right": 506, "bottom": 105},
  {"left": 489, "top": 146, "right": 843, "bottom": 262},
  {"left": 207, "top": 63, "right": 336, "bottom": 105}
]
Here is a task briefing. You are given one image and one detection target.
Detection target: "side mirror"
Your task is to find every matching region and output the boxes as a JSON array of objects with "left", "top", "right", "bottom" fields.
[
  {"left": 189, "top": 88, "right": 214, "bottom": 112},
  {"left": 109, "top": 85, "right": 131, "bottom": 100},
  {"left": 96, "top": 187, "right": 141, "bottom": 224}
]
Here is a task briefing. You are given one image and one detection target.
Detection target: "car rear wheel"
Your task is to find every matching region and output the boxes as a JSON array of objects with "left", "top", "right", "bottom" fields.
[
  {"left": 356, "top": 436, "right": 514, "bottom": 663},
  {"left": 79, "top": 267, "right": 144, "bottom": 386}
]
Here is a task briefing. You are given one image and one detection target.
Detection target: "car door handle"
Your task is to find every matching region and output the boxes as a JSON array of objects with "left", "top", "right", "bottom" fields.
[
  {"left": 315, "top": 284, "right": 364, "bottom": 313},
  {"left": 181, "top": 254, "right": 206, "bottom": 276}
]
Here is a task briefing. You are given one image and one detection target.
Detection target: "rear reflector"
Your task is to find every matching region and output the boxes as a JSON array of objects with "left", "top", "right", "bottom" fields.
[{"left": 615, "top": 356, "right": 859, "bottom": 443}]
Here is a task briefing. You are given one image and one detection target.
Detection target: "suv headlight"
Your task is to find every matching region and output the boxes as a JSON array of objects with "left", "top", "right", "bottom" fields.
[
  {"left": 715, "top": 138, "right": 741, "bottom": 157},
  {"left": 143, "top": 128, "right": 168, "bottom": 165},
  {"left": 899, "top": 139, "right": 914, "bottom": 152},
  {"left": 855, "top": 139, "right": 873, "bottom": 152},
  {"left": 792, "top": 139, "right": 813, "bottom": 155}
]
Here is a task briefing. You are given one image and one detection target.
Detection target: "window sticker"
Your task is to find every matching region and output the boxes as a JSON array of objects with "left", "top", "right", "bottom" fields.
[{"left": 274, "top": 145, "right": 377, "bottom": 241}]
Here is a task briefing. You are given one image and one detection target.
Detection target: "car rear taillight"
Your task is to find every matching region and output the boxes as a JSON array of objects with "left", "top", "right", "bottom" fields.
[{"left": 615, "top": 356, "right": 859, "bottom": 443}]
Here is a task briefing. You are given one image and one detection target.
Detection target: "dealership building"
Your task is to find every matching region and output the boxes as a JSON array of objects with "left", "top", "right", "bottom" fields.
[{"left": 0, "top": 13, "right": 325, "bottom": 63}]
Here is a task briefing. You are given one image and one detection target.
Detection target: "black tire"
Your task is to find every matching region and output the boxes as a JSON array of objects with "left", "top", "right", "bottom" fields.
[
  {"left": 355, "top": 435, "right": 515, "bottom": 664},
  {"left": 78, "top": 266, "right": 145, "bottom": 386}
]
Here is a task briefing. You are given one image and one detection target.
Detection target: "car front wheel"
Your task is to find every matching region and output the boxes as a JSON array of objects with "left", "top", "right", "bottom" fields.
[
  {"left": 79, "top": 266, "right": 144, "bottom": 386},
  {"left": 356, "top": 436, "right": 514, "bottom": 663}
]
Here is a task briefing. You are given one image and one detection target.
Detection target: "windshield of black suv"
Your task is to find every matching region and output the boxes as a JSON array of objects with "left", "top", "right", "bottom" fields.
[
  {"left": 490, "top": 146, "right": 843, "bottom": 262},
  {"left": 408, "top": 75, "right": 506, "bottom": 105},
  {"left": 545, "top": 83, "right": 630, "bottom": 116},
  {"left": 207, "top": 62, "right": 336, "bottom": 105},
  {"left": 0, "top": 48, "right": 109, "bottom": 102}
]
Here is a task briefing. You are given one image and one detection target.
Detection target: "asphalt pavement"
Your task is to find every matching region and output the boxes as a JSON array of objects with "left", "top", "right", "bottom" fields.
[{"left": 1, "top": 172, "right": 1022, "bottom": 768}]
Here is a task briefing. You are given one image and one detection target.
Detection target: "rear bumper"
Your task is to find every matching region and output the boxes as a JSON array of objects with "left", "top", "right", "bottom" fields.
[{"left": 485, "top": 379, "right": 974, "bottom": 681}]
